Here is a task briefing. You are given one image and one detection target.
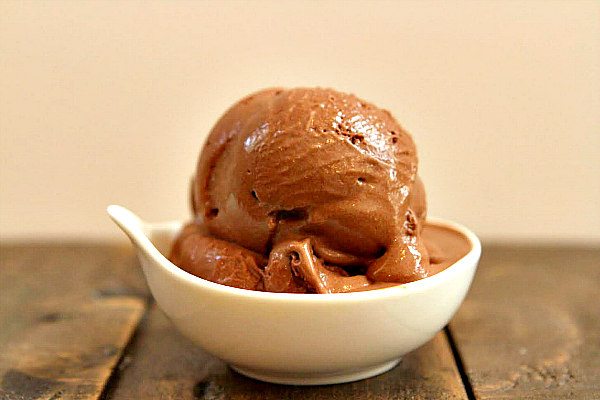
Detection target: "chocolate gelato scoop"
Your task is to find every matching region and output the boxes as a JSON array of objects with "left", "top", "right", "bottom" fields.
[{"left": 170, "top": 88, "right": 458, "bottom": 293}]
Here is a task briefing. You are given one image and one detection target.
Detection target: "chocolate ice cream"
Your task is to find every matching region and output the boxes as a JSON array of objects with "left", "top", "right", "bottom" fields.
[{"left": 169, "top": 88, "right": 470, "bottom": 293}]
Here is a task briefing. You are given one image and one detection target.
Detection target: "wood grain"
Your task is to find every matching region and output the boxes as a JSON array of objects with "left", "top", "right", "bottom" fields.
[
  {"left": 107, "top": 305, "right": 467, "bottom": 400},
  {"left": 5, "top": 242, "right": 596, "bottom": 399},
  {"left": 449, "top": 245, "right": 600, "bottom": 399},
  {"left": 0, "top": 244, "right": 149, "bottom": 400}
]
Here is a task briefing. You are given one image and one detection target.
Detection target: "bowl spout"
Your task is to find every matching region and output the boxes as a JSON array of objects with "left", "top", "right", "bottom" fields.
[
  {"left": 107, "top": 205, "right": 182, "bottom": 270},
  {"left": 107, "top": 204, "right": 147, "bottom": 246}
]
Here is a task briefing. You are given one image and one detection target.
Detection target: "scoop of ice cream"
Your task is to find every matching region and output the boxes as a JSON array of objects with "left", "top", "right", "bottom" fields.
[{"left": 171, "top": 87, "right": 431, "bottom": 293}]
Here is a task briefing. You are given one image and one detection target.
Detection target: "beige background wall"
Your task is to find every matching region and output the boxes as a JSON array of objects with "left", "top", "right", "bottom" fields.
[{"left": 1, "top": 1, "right": 599, "bottom": 243}]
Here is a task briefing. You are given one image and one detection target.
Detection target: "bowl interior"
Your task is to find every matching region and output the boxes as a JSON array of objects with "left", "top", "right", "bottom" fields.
[{"left": 139, "top": 216, "right": 481, "bottom": 301}]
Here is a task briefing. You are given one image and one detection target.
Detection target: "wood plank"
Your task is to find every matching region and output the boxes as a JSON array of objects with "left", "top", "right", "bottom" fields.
[
  {"left": 449, "top": 245, "right": 600, "bottom": 399},
  {"left": 0, "top": 244, "right": 149, "bottom": 400},
  {"left": 107, "top": 305, "right": 467, "bottom": 400}
]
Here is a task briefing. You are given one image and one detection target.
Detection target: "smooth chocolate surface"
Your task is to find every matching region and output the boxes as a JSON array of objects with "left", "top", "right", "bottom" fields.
[
  {"left": 171, "top": 87, "right": 467, "bottom": 293},
  {"left": 422, "top": 224, "right": 472, "bottom": 275}
]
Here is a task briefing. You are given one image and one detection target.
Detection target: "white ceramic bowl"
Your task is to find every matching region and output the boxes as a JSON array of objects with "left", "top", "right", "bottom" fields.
[{"left": 107, "top": 205, "right": 481, "bottom": 385}]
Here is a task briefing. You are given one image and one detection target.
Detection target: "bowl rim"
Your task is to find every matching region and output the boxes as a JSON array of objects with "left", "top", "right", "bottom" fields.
[{"left": 140, "top": 216, "right": 481, "bottom": 303}]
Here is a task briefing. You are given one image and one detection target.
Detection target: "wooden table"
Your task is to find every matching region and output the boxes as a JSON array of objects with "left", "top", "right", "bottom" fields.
[{"left": 1, "top": 243, "right": 598, "bottom": 399}]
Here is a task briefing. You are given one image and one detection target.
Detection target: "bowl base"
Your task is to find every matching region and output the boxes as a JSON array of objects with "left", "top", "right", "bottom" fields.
[{"left": 230, "top": 359, "right": 401, "bottom": 385}]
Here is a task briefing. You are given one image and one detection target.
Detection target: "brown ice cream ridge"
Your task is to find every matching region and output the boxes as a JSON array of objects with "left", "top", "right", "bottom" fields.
[{"left": 170, "top": 87, "right": 471, "bottom": 293}]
